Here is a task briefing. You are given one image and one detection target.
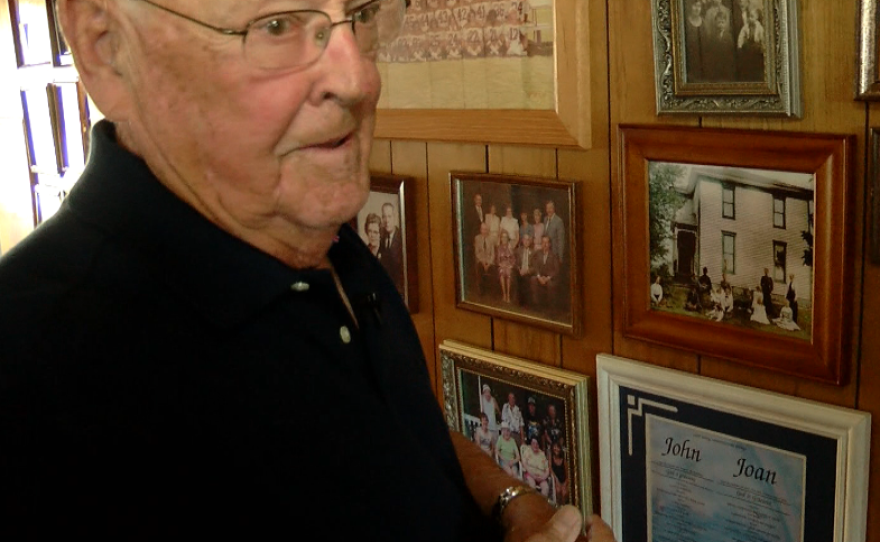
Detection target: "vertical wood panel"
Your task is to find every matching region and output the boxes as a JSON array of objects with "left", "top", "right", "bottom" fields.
[
  {"left": 388, "top": 140, "right": 435, "bottom": 383},
  {"left": 427, "top": 142, "right": 491, "bottom": 400},
  {"left": 559, "top": 0, "right": 612, "bottom": 378},
  {"left": 861, "top": 104, "right": 880, "bottom": 542},
  {"left": 487, "top": 146, "right": 560, "bottom": 363}
]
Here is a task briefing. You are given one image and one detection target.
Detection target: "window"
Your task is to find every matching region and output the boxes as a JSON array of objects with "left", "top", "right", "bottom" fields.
[
  {"left": 773, "top": 241, "right": 787, "bottom": 282},
  {"left": 722, "top": 184, "right": 735, "bottom": 219},
  {"left": 8, "top": 0, "right": 91, "bottom": 226},
  {"left": 722, "top": 231, "right": 736, "bottom": 274},
  {"left": 773, "top": 195, "right": 785, "bottom": 228}
]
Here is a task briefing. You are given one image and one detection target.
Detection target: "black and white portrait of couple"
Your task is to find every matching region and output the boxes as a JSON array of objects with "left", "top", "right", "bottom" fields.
[{"left": 354, "top": 174, "right": 417, "bottom": 311}]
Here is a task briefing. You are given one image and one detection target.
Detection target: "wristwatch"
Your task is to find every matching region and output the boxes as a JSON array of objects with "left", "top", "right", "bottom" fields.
[{"left": 491, "top": 485, "right": 538, "bottom": 525}]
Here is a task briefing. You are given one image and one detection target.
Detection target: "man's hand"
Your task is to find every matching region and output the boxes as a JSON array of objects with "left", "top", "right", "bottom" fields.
[{"left": 516, "top": 508, "right": 617, "bottom": 542}]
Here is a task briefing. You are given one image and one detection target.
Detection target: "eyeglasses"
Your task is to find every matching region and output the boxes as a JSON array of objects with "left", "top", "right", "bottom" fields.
[{"left": 134, "top": 0, "right": 409, "bottom": 71}]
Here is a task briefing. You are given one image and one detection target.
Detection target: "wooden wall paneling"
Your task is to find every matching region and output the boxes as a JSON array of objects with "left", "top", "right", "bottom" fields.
[
  {"left": 427, "top": 142, "right": 492, "bottom": 398},
  {"left": 369, "top": 139, "right": 391, "bottom": 171},
  {"left": 486, "top": 146, "right": 560, "bottom": 363},
  {"left": 387, "top": 140, "right": 435, "bottom": 382},
  {"left": 699, "top": 0, "right": 864, "bottom": 409},
  {"left": 558, "top": 0, "right": 612, "bottom": 377},
  {"left": 557, "top": 147, "right": 612, "bottom": 376},
  {"left": 560, "top": 144, "right": 612, "bottom": 517},
  {"left": 860, "top": 105, "right": 880, "bottom": 542},
  {"left": 858, "top": 263, "right": 880, "bottom": 542},
  {"left": 608, "top": 0, "right": 699, "bottom": 372}
]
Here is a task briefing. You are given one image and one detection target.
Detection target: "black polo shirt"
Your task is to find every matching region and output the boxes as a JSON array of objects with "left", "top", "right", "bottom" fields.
[{"left": 0, "top": 121, "right": 497, "bottom": 539}]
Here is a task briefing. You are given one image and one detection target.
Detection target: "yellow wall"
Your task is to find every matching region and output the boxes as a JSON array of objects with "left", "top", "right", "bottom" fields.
[{"left": 370, "top": 0, "right": 880, "bottom": 538}]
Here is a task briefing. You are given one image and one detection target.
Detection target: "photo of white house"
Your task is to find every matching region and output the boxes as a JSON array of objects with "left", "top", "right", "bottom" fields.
[{"left": 648, "top": 161, "right": 814, "bottom": 340}]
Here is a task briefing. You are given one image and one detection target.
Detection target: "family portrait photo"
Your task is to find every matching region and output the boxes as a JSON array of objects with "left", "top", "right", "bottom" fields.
[
  {"left": 647, "top": 160, "right": 814, "bottom": 342},
  {"left": 452, "top": 172, "right": 581, "bottom": 335},
  {"left": 353, "top": 174, "right": 418, "bottom": 311},
  {"left": 461, "top": 372, "right": 572, "bottom": 506}
]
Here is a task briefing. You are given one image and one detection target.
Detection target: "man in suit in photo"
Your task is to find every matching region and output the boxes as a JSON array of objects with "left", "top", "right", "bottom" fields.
[
  {"left": 760, "top": 267, "right": 776, "bottom": 318},
  {"left": 786, "top": 273, "right": 799, "bottom": 324},
  {"left": 475, "top": 221, "right": 496, "bottom": 297},
  {"left": 530, "top": 235, "right": 560, "bottom": 307},
  {"left": 543, "top": 200, "right": 565, "bottom": 263},
  {"left": 378, "top": 202, "right": 404, "bottom": 294},
  {"left": 514, "top": 233, "right": 537, "bottom": 306}
]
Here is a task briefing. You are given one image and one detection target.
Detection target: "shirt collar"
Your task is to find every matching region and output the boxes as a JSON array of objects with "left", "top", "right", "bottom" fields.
[{"left": 65, "top": 121, "right": 353, "bottom": 328}]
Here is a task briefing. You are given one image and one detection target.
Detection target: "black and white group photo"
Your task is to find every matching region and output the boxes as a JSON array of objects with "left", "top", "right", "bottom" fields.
[
  {"left": 648, "top": 161, "right": 814, "bottom": 341},
  {"left": 680, "top": 0, "right": 769, "bottom": 84}
]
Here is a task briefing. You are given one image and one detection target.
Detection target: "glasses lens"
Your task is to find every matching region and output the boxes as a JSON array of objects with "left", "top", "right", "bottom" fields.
[
  {"left": 245, "top": 11, "right": 330, "bottom": 69},
  {"left": 356, "top": 0, "right": 406, "bottom": 56},
  {"left": 245, "top": 0, "right": 406, "bottom": 70}
]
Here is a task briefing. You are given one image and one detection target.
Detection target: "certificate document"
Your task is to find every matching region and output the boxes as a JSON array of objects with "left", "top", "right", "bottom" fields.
[{"left": 646, "top": 415, "right": 807, "bottom": 542}]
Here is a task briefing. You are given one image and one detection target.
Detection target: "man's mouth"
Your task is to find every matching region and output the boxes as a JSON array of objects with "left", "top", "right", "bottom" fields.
[{"left": 310, "top": 133, "right": 352, "bottom": 149}]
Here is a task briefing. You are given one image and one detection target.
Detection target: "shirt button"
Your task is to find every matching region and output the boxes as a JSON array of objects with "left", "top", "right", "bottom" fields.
[
  {"left": 290, "top": 281, "right": 310, "bottom": 292},
  {"left": 339, "top": 326, "right": 352, "bottom": 344}
]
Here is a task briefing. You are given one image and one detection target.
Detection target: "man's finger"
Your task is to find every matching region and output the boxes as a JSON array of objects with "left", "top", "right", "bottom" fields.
[{"left": 534, "top": 505, "right": 583, "bottom": 542}]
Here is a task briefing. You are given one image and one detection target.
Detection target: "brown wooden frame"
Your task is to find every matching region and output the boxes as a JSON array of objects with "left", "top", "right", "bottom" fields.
[
  {"left": 871, "top": 128, "right": 880, "bottom": 264},
  {"left": 374, "top": 0, "right": 592, "bottom": 148},
  {"left": 352, "top": 173, "right": 419, "bottom": 313},
  {"left": 451, "top": 171, "right": 583, "bottom": 336},
  {"left": 616, "top": 124, "right": 855, "bottom": 385}
]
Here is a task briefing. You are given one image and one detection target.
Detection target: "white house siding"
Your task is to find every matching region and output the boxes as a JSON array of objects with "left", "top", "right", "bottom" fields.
[{"left": 696, "top": 179, "right": 813, "bottom": 304}]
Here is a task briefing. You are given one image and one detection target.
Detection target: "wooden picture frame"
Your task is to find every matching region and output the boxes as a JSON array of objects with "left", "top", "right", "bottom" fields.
[
  {"left": 451, "top": 171, "right": 582, "bottom": 336},
  {"left": 650, "top": 0, "right": 802, "bottom": 117},
  {"left": 597, "top": 354, "right": 871, "bottom": 542},
  {"left": 856, "top": 0, "right": 880, "bottom": 99},
  {"left": 440, "top": 340, "right": 593, "bottom": 519},
  {"left": 352, "top": 173, "right": 419, "bottom": 312},
  {"left": 374, "top": 0, "right": 592, "bottom": 148},
  {"left": 872, "top": 129, "right": 880, "bottom": 263},
  {"left": 616, "top": 124, "right": 855, "bottom": 385}
]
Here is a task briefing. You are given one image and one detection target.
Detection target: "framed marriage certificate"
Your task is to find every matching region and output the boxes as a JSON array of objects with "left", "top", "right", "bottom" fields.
[{"left": 596, "top": 354, "right": 871, "bottom": 542}]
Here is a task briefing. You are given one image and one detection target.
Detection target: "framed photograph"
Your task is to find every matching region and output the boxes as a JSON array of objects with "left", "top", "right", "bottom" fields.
[
  {"left": 440, "top": 340, "right": 593, "bottom": 516},
  {"left": 856, "top": 0, "right": 880, "bottom": 99},
  {"left": 374, "top": 0, "right": 592, "bottom": 148},
  {"left": 617, "top": 124, "right": 855, "bottom": 385},
  {"left": 451, "top": 171, "right": 582, "bottom": 336},
  {"left": 596, "top": 354, "right": 871, "bottom": 542},
  {"left": 650, "top": 0, "right": 802, "bottom": 116},
  {"left": 352, "top": 173, "right": 419, "bottom": 312}
]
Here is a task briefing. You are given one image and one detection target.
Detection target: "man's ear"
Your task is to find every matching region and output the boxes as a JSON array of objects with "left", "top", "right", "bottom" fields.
[{"left": 56, "top": 0, "right": 130, "bottom": 121}]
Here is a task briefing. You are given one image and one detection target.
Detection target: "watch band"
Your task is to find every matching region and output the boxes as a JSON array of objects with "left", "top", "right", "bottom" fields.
[{"left": 491, "top": 485, "right": 537, "bottom": 525}]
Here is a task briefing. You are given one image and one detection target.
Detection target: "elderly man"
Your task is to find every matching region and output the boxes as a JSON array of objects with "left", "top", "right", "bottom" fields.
[{"left": 0, "top": 0, "right": 614, "bottom": 540}]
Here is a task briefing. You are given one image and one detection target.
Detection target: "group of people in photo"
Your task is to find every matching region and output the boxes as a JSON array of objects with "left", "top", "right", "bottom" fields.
[
  {"left": 379, "top": 0, "right": 541, "bottom": 62},
  {"left": 472, "top": 384, "right": 570, "bottom": 506},
  {"left": 652, "top": 265, "right": 803, "bottom": 332},
  {"left": 683, "top": 0, "right": 766, "bottom": 83},
  {"left": 470, "top": 193, "right": 565, "bottom": 310},
  {"left": 361, "top": 202, "right": 405, "bottom": 296}
]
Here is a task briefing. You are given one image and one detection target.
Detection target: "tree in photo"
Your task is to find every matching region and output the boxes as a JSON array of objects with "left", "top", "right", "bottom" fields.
[{"left": 648, "top": 162, "right": 687, "bottom": 277}]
